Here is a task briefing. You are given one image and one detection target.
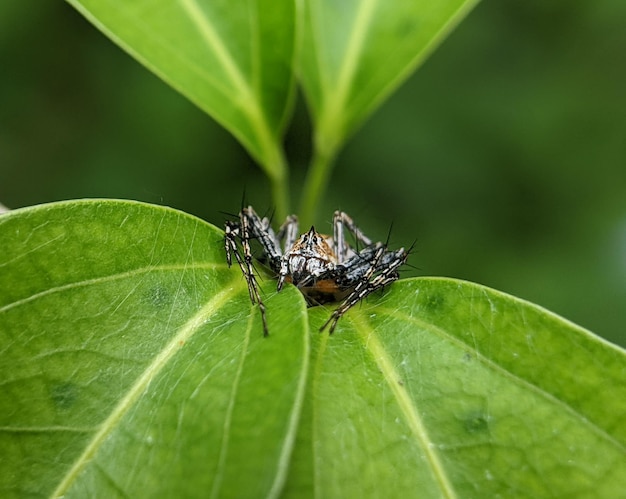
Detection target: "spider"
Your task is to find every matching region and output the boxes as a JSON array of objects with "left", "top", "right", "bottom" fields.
[{"left": 224, "top": 206, "right": 408, "bottom": 336}]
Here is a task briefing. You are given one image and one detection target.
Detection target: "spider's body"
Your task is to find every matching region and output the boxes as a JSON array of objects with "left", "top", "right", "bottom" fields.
[{"left": 224, "top": 206, "right": 408, "bottom": 335}]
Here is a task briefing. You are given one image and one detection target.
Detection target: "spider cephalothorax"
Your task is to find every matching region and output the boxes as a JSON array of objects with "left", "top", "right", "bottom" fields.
[{"left": 224, "top": 206, "right": 408, "bottom": 335}]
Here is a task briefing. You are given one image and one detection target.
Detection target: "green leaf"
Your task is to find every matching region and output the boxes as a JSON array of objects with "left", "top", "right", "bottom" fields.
[
  {"left": 66, "top": 0, "right": 296, "bottom": 211},
  {"left": 0, "top": 200, "right": 309, "bottom": 498},
  {"left": 297, "top": 0, "right": 479, "bottom": 221},
  {"left": 5, "top": 200, "right": 624, "bottom": 497},
  {"left": 299, "top": 0, "right": 479, "bottom": 154},
  {"left": 285, "top": 278, "right": 626, "bottom": 497}
]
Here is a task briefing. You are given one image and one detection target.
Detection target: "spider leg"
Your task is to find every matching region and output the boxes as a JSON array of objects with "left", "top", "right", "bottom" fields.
[
  {"left": 320, "top": 245, "right": 408, "bottom": 333},
  {"left": 275, "top": 215, "right": 300, "bottom": 291},
  {"left": 225, "top": 218, "right": 269, "bottom": 336},
  {"left": 242, "top": 206, "right": 283, "bottom": 268},
  {"left": 224, "top": 206, "right": 286, "bottom": 336},
  {"left": 276, "top": 214, "right": 299, "bottom": 250},
  {"left": 332, "top": 211, "right": 373, "bottom": 264},
  {"left": 339, "top": 244, "right": 403, "bottom": 284},
  {"left": 224, "top": 221, "right": 238, "bottom": 267}
]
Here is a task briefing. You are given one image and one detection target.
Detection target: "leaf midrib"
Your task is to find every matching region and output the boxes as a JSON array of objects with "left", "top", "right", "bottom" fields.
[
  {"left": 345, "top": 0, "right": 482, "bottom": 126},
  {"left": 179, "top": 0, "right": 251, "bottom": 101},
  {"left": 311, "top": 0, "right": 376, "bottom": 144},
  {"left": 69, "top": 0, "right": 280, "bottom": 168},
  {"left": 51, "top": 279, "right": 243, "bottom": 497},
  {"left": 351, "top": 310, "right": 458, "bottom": 498},
  {"left": 178, "top": 0, "right": 279, "bottom": 164}
]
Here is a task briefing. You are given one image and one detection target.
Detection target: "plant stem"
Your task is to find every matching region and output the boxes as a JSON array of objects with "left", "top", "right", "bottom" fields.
[
  {"left": 259, "top": 139, "right": 290, "bottom": 220},
  {"left": 270, "top": 168, "right": 290, "bottom": 222},
  {"left": 299, "top": 142, "right": 337, "bottom": 227}
]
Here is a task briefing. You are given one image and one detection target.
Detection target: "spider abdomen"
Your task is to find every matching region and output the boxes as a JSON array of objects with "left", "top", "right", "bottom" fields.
[{"left": 299, "top": 278, "right": 352, "bottom": 305}]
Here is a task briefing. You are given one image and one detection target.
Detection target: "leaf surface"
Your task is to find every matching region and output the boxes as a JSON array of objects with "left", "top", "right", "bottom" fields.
[
  {"left": 66, "top": 0, "right": 295, "bottom": 179},
  {"left": 0, "top": 200, "right": 309, "bottom": 498},
  {"left": 299, "top": 0, "right": 480, "bottom": 155},
  {"left": 3, "top": 200, "right": 625, "bottom": 498},
  {"left": 284, "top": 278, "right": 626, "bottom": 498}
]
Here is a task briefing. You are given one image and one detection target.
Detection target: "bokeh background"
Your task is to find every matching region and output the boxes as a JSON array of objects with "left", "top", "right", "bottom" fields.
[{"left": 2, "top": 1, "right": 625, "bottom": 346}]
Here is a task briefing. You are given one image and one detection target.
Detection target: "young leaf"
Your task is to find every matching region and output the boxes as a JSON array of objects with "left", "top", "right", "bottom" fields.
[
  {"left": 298, "top": 0, "right": 479, "bottom": 220},
  {"left": 0, "top": 200, "right": 309, "bottom": 498},
  {"left": 285, "top": 278, "right": 626, "bottom": 497},
  {"left": 65, "top": 0, "right": 296, "bottom": 214},
  {"left": 300, "top": 0, "right": 479, "bottom": 151}
]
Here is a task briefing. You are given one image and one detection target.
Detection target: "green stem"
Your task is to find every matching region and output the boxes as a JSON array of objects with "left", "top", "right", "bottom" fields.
[
  {"left": 299, "top": 142, "right": 338, "bottom": 227},
  {"left": 269, "top": 168, "right": 290, "bottom": 222},
  {"left": 259, "top": 140, "right": 290, "bottom": 221}
]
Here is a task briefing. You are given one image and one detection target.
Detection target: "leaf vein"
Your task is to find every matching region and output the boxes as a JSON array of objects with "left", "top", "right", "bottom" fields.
[
  {"left": 353, "top": 311, "right": 458, "bottom": 498},
  {"left": 178, "top": 0, "right": 250, "bottom": 99},
  {"left": 210, "top": 304, "right": 254, "bottom": 499},
  {"left": 0, "top": 262, "right": 228, "bottom": 314},
  {"left": 378, "top": 306, "right": 626, "bottom": 454},
  {"left": 51, "top": 281, "right": 241, "bottom": 497}
]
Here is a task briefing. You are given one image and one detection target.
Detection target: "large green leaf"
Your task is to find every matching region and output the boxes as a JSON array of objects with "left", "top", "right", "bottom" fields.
[
  {"left": 3, "top": 200, "right": 625, "bottom": 497},
  {"left": 285, "top": 278, "right": 626, "bottom": 497},
  {"left": 299, "top": 0, "right": 479, "bottom": 154},
  {"left": 0, "top": 200, "right": 309, "bottom": 498},
  {"left": 65, "top": 0, "right": 295, "bottom": 192}
]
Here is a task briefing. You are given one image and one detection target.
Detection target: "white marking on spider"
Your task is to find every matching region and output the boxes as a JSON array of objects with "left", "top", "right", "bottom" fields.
[{"left": 224, "top": 206, "right": 408, "bottom": 336}]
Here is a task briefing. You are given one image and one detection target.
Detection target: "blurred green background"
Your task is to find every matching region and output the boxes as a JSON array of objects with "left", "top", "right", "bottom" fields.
[{"left": 1, "top": 1, "right": 625, "bottom": 346}]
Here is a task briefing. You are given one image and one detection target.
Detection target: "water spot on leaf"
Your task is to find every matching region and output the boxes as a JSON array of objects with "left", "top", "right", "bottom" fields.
[
  {"left": 424, "top": 292, "right": 445, "bottom": 312},
  {"left": 50, "top": 382, "right": 78, "bottom": 410},
  {"left": 463, "top": 411, "right": 490, "bottom": 433},
  {"left": 395, "top": 19, "right": 419, "bottom": 39},
  {"left": 146, "top": 285, "right": 171, "bottom": 308}
]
